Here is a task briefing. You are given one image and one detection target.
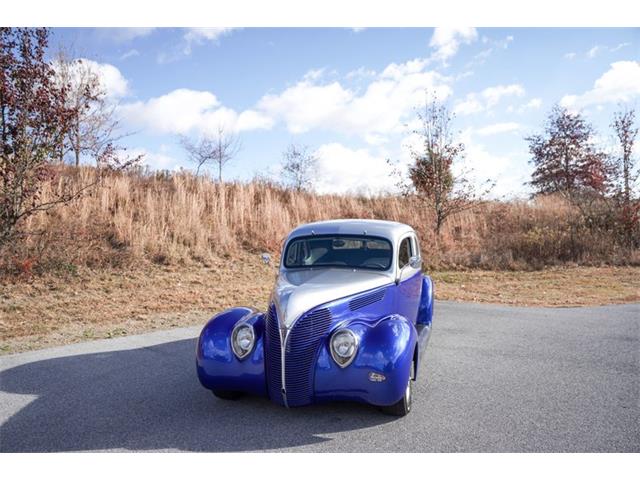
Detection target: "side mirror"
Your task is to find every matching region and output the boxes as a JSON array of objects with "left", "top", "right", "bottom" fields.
[
  {"left": 409, "top": 255, "right": 421, "bottom": 269},
  {"left": 261, "top": 253, "right": 271, "bottom": 265}
]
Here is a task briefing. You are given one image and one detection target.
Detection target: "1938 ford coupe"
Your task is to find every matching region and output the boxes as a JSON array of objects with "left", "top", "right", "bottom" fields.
[{"left": 196, "top": 219, "right": 434, "bottom": 416}]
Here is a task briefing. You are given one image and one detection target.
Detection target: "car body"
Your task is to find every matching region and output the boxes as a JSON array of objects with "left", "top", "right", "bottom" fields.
[{"left": 196, "top": 219, "right": 434, "bottom": 415}]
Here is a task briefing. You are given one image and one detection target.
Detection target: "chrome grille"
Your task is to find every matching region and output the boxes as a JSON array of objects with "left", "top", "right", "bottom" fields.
[{"left": 284, "top": 308, "right": 332, "bottom": 407}]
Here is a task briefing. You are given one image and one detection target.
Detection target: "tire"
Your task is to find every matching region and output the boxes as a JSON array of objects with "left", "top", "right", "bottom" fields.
[
  {"left": 212, "top": 389, "right": 243, "bottom": 400},
  {"left": 381, "top": 362, "right": 414, "bottom": 417}
]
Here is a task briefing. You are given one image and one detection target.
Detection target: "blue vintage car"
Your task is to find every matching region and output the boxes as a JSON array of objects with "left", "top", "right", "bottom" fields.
[{"left": 196, "top": 219, "right": 434, "bottom": 416}]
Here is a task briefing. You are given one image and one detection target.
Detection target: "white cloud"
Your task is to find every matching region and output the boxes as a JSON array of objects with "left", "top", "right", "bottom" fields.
[
  {"left": 257, "top": 81, "right": 352, "bottom": 134},
  {"left": 346, "top": 66, "right": 376, "bottom": 80},
  {"left": 119, "top": 88, "right": 272, "bottom": 136},
  {"left": 429, "top": 27, "right": 478, "bottom": 62},
  {"left": 587, "top": 45, "right": 603, "bottom": 58},
  {"left": 468, "top": 35, "right": 514, "bottom": 66},
  {"left": 236, "top": 109, "right": 274, "bottom": 131},
  {"left": 475, "top": 122, "right": 521, "bottom": 136},
  {"left": 256, "top": 59, "right": 451, "bottom": 139},
  {"left": 100, "top": 28, "right": 155, "bottom": 43},
  {"left": 302, "top": 68, "right": 327, "bottom": 82},
  {"left": 564, "top": 52, "right": 577, "bottom": 60},
  {"left": 125, "top": 147, "right": 183, "bottom": 171},
  {"left": 456, "top": 135, "right": 529, "bottom": 198},
  {"left": 508, "top": 97, "right": 542, "bottom": 114},
  {"left": 454, "top": 95, "right": 484, "bottom": 116},
  {"left": 560, "top": 61, "right": 640, "bottom": 108},
  {"left": 611, "top": 42, "right": 631, "bottom": 52},
  {"left": 54, "top": 58, "right": 129, "bottom": 99},
  {"left": 454, "top": 83, "right": 525, "bottom": 116},
  {"left": 313, "top": 143, "right": 394, "bottom": 195},
  {"left": 182, "top": 28, "right": 236, "bottom": 54},
  {"left": 157, "top": 28, "right": 237, "bottom": 63},
  {"left": 521, "top": 97, "right": 542, "bottom": 111},
  {"left": 120, "top": 49, "right": 139, "bottom": 60},
  {"left": 585, "top": 43, "right": 631, "bottom": 58},
  {"left": 481, "top": 84, "right": 525, "bottom": 107}
]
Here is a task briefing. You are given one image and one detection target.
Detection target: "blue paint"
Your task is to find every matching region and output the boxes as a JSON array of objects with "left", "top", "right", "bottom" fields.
[
  {"left": 196, "top": 307, "right": 268, "bottom": 397},
  {"left": 196, "top": 222, "right": 435, "bottom": 410},
  {"left": 196, "top": 273, "right": 434, "bottom": 408}
]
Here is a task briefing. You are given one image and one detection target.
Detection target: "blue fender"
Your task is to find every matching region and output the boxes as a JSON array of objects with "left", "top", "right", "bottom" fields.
[
  {"left": 313, "top": 314, "right": 417, "bottom": 407},
  {"left": 196, "top": 307, "right": 268, "bottom": 397},
  {"left": 417, "top": 275, "right": 434, "bottom": 326}
]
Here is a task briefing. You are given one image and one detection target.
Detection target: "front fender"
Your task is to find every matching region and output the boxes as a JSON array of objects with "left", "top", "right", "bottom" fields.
[
  {"left": 313, "top": 314, "right": 417, "bottom": 407},
  {"left": 196, "top": 307, "right": 268, "bottom": 397}
]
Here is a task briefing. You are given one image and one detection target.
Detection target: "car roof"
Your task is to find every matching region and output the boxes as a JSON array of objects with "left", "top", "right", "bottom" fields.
[{"left": 286, "top": 219, "right": 415, "bottom": 245}]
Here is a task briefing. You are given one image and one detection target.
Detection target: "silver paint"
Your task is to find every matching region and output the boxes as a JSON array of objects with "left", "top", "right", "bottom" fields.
[{"left": 271, "top": 268, "right": 393, "bottom": 328}]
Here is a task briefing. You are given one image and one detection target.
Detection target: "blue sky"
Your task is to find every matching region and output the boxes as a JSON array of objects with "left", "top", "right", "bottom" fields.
[{"left": 50, "top": 27, "right": 639, "bottom": 197}]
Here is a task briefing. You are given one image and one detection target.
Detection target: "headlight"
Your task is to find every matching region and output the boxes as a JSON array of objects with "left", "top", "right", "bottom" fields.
[
  {"left": 330, "top": 328, "right": 359, "bottom": 368},
  {"left": 231, "top": 323, "right": 255, "bottom": 359}
]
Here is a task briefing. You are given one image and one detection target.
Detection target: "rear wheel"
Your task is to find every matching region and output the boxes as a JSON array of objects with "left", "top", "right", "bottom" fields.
[
  {"left": 212, "top": 390, "right": 243, "bottom": 400},
  {"left": 381, "top": 362, "right": 413, "bottom": 417}
]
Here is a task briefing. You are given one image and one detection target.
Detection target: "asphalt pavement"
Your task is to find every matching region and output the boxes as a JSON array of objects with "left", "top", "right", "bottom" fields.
[{"left": 1, "top": 301, "right": 638, "bottom": 452}]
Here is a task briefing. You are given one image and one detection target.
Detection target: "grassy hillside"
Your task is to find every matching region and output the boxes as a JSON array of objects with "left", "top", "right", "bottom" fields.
[
  {"left": 1, "top": 167, "right": 638, "bottom": 353},
  {"left": 2, "top": 166, "right": 638, "bottom": 276}
]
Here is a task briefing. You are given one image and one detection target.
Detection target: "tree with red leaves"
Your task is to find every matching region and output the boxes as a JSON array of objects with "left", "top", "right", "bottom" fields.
[
  {"left": 526, "top": 106, "right": 609, "bottom": 199},
  {"left": 407, "top": 95, "right": 491, "bottom": 235},
  {"left": 1, "top": 28, "right": 138, "bottom": 248}
]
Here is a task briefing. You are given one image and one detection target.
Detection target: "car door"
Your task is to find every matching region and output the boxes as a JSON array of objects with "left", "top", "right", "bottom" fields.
[{"left": 395, "top": 234, "right": 423, "bottom": 324}]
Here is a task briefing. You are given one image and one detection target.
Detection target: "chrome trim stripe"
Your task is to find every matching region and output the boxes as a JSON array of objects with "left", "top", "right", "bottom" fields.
[{"left": 280, "top": 325, "right": 289, "bottom": 407}]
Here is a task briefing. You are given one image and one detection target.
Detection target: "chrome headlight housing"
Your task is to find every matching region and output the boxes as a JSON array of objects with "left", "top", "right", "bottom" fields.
[
  {"left": 231, "top": 323, "right": 255, "bottom": 359},
  {"left": 330, "top": 328, "right": 359, "bottom": 368}
]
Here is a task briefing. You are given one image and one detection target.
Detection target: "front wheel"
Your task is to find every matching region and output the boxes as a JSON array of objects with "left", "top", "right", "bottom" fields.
[
  {"left": 381, "top": 362, "right": 413, "bottom": 417},
  {"left": 212, "top": 390, "right": 243, "bottom": 400}
]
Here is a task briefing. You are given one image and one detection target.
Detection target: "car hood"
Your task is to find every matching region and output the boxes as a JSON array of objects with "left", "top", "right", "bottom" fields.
[{"left": 272, "top": 268, "right": 393, "bottom": 328}]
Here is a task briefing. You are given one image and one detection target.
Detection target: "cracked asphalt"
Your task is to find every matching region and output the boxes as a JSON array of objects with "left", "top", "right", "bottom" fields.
[{"left": 1, "top": 301, "right": 638, "bottom": 452}]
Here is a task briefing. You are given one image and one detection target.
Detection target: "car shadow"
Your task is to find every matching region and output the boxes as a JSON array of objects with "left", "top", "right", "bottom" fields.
[{"left": 0, "top": 338, "right": 394, "bottom": 452}]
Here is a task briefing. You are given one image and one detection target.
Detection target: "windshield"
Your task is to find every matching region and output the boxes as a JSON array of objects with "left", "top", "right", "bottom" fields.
[{"left": 283, "top": 235, "right": 393, "bottom": 271}]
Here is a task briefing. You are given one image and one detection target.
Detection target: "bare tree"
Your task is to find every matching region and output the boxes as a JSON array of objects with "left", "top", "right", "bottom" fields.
[
  {"left": 611, "top": 106, "right": 639, "bottom": 246},
  {"left": 406, "top": 95, "right": 491, "bottom": 235},
  {"left": 53, "top": 49, "right": 124, "bottom": 168},
  {"left": 611, "top": 106, "right": 638, "bottom": 205},
  {"left": 179, "top": 125, "right": 241, "bottom": 180},
  {"left": 281, "top": 144, "right": 318, "bottom": 191}
]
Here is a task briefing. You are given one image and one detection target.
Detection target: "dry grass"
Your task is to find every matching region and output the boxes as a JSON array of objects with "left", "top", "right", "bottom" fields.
[
  {"left": 3, "top": 167, "right": 637, "bottom": 275},
  {"left": 2, "top": 259, "right": 638, "bottom": 355},
  {"left": 0, "top": 252, "right": 274, "bottom": 354},
  {"left": 432, "top": 266, "right": 640, "bottom": 306}
]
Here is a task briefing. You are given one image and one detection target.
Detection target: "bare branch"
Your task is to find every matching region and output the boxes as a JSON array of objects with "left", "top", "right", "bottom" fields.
[
  {"left": 178, "top": 125, "right": 241, "bottom": 180},
  {"left": 280, "top": 144, "right": 318, "bottom": 191}
]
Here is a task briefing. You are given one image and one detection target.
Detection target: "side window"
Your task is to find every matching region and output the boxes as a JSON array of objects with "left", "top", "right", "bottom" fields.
[{"left": 398, "top": 237, "right": 412, "bottom": 269}]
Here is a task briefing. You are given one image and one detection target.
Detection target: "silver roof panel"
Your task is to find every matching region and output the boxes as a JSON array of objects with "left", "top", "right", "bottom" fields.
[{"left": 286, "top": 219, "right": 415, "bottom": 246}]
